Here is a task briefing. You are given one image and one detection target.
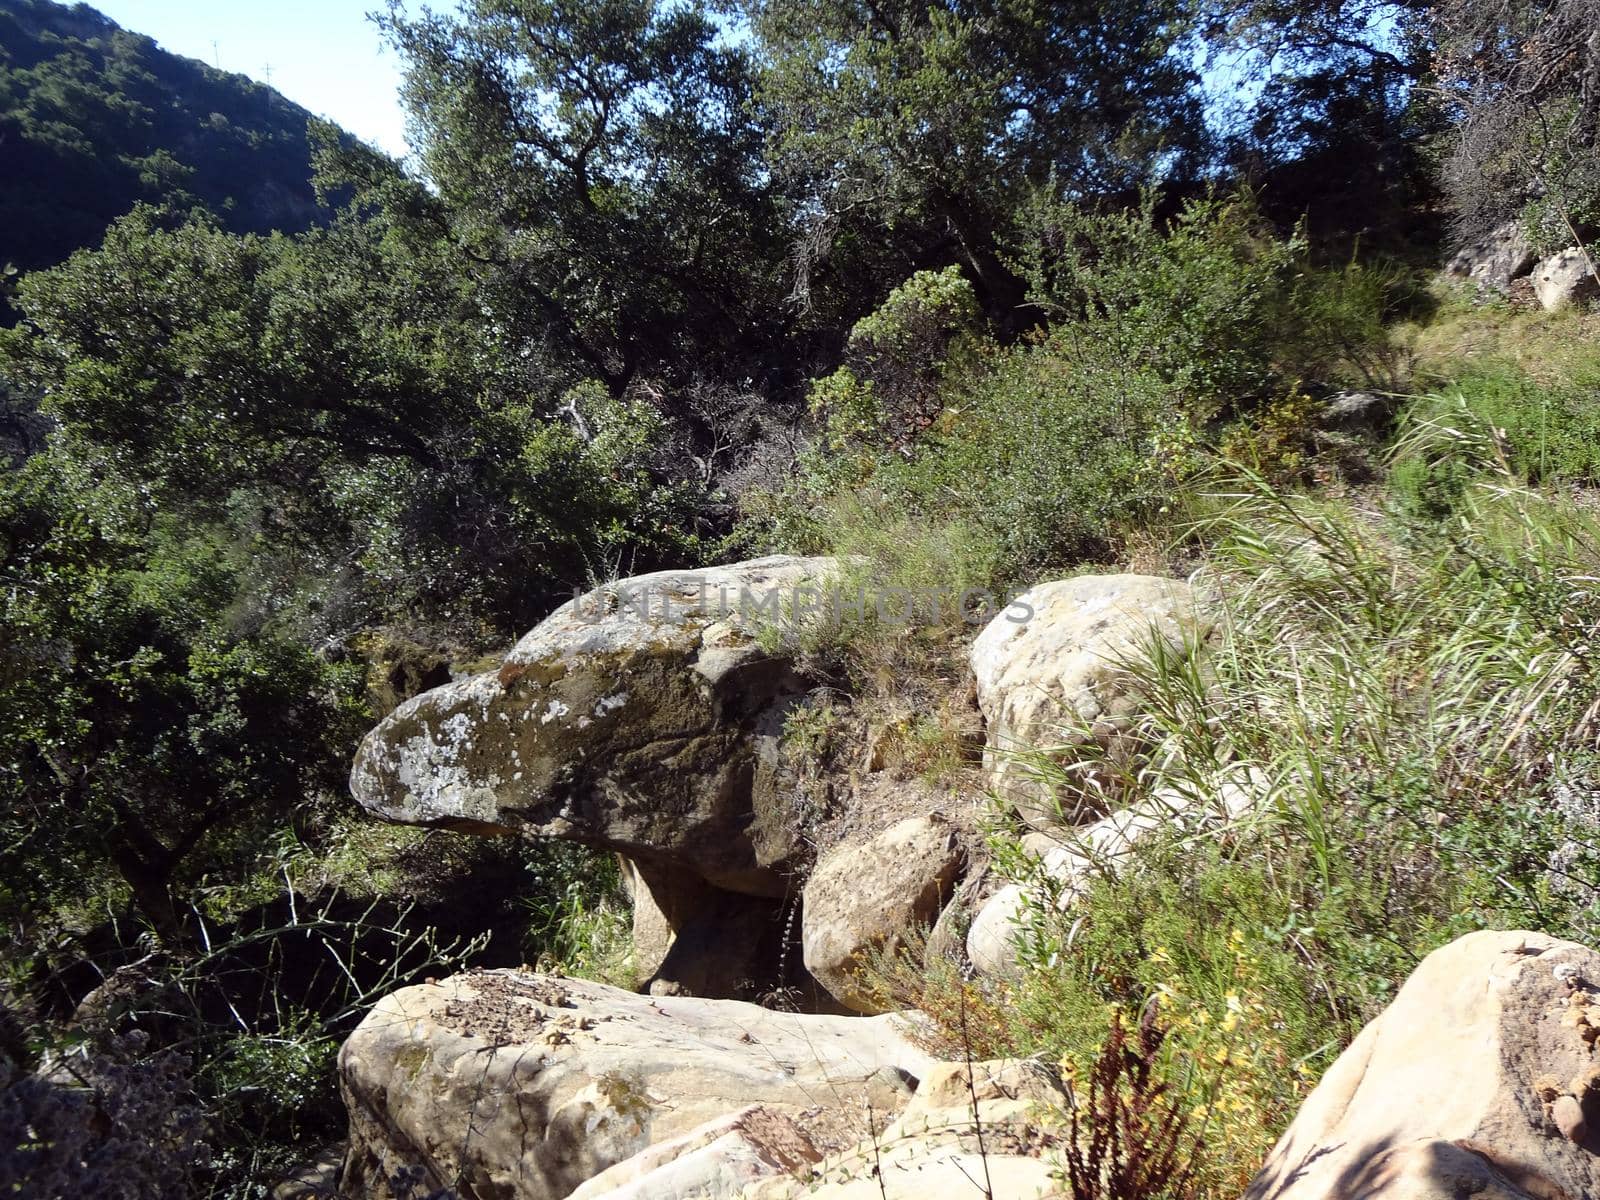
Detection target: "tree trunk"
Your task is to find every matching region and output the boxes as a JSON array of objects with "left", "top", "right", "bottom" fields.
[
  {"left": 109, "top": 826, "right": 182, "bottom": 943},
  {"left": 932, "top": 191, "right": 1028, "bottom": 333}
]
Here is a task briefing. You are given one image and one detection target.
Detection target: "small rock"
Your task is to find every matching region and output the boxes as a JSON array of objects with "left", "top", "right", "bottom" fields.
[
  {"left": 802, "top": 817, "right": 965, "bottom": 1013},
  {"left": 1531, "top": 247, "right": 1600, "bottom": 312},
  {"left": 566, "top": 1105, "right": 823, "bottom": 1200},
  {"left": 745, "top": 1059, "right": 1069, "bottom": 1200},
  {"left": 1552, "top": 1094, "right": 1587, "bottom": 1143}
]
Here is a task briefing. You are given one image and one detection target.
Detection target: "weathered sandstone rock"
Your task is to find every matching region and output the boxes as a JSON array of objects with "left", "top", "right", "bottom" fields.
[
  {"left": 338, "top": 970, "right": 933, "bottom": 1200},
  {"left": 970, "top": 574, "right": 1210, "bottom": 827},
  {"left": 745, "top": 1058, "right": 1068, "bottom": 1200},
  {"left": 1532, "top": 247, "right": 1600, "bottom": 312},
  {"left": 565, "top": 1105, "right": 822, "bottom": 1200},
  {"left": 350, "top": 556, "right": 841, "bottom": 898},
  {"left": 801, "top": 816, "right": 964, "bottom": 1013},
  {"left": 1249, "top": 929, "right": 1600, "bottom": 1200}
]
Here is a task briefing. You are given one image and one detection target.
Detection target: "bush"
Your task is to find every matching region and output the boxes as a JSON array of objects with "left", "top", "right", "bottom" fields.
[
  {"left": 754, "top": 191, "right": 1401, "bottom": 601},
  {"left": 519, "top": 846, "right": 634, "bottom": 987},
  {"left": 1013, "top": 191, "right": 1402, "bottom": 416}
]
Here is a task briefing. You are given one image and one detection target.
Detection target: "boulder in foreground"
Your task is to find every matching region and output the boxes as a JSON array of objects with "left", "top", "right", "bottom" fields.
[
  {"left": 338, "top": 969, "right": 933, "bottom": 1200},
  {"left": 1250, "top": 929, "right": 1600, "bottom": 1200}
]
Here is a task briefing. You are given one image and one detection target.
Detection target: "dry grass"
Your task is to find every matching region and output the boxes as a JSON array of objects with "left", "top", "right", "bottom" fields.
[{"left": 1400, "top": 285, "right": 1600, "bottom": 385}]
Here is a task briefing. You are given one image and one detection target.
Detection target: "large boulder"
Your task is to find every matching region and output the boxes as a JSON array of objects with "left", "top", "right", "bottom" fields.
[
  {"left": 801, "top": 816, "right": 965, "bottom": 1013},
  {"left": 1532, "top": 247, "right": 1600, "bottom": 312},
  {"left": 338, "top": 970, "right": 934, "bottom": 1200},
  {"left": 1445, "top": 222, "right": 1537, "bottom": 293},
  {"left": 970, "top": 574, "right": 1211, "bottom": 827},
  {"left": 1249, "top": 929, "right": 1600, "bottom": 1200},
  {"left": 350, "top": 556, "right": 840, "bottom": 897}
]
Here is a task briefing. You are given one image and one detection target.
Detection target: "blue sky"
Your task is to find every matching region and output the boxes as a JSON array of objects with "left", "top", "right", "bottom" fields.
[{"left": 88, "top": 1, "right": 426, "bottom": 157}]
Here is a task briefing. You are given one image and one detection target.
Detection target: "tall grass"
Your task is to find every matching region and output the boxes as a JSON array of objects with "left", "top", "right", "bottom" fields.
[{"left": 873, "top": 421, "right": 1600, "bottom": 1194}]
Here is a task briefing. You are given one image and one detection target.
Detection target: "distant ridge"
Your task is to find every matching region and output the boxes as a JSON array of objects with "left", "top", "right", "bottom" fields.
[{"left": 0, "top": 0, "right": 337, "bottom": 276}]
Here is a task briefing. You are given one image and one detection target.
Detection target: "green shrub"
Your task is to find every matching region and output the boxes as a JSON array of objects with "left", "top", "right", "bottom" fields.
[
  {"left": 519, "top": 846, "right": 634, "bottom": 986},
  {"left": 1013, "top": 191, "right": 1402, "bottom": 415},
  {"left": 887, "top": 341, "right": 1179, "bottom": 574},
  {"left": 756, "top": 191, "right": 1401, "bottom": 600},
  {"left": 765, "top": 329, "right": 1185, "bottom": 589},
  {"left": 1396, "top": 363, "right": 1600, "bottom": 504}
]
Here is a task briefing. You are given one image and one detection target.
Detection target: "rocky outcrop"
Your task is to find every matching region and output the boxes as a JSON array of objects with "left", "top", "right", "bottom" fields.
[
  {"left": 801, "top": 817, "right": 965, "bottom": 1014},
  {"left": 338, "top": 969, "right": 933, "bottom": 1200},
  {"left": 970, "top": 574, "right": 1211, "bottom": 828},
  {"left": 1446, "top": 222, "right": 1537, "bottom": 293},
  {"left": 349, "top": 557, "right": 855, "bottom": 1001},
  {"left": 966, "top": 770, "right": 1258, "bottom": 976},
  {"left": 351, "top": 556, "right": 840, "bottom": 896},
  {"left": 744, "top": 1058, "right": 1069, "bottom": 1200},
  {"left": 1532, "top": 247, "right": 1600, "bottom": 312},
  {"left": 1249, "top": 929, "right": 1600, "bottom": 1200}
]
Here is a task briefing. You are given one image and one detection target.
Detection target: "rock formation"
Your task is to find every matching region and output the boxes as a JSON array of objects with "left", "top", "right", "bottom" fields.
[
  {"left": 1445, "top": 222, "right": 1537, "bottom": 293},
  {"left": 1532, "top": 246, "right": 1600, "bottom": 312},
  {"left": 339, "top": 970, "right": 933, "bottom": 1200},
  {"left": 332, "top": 563, "right": 1253, "bottom": 1196},
  {"left": 349, "top": 556, "right": 841, "bottom": 1000},
  {"left": 349, "top": 556, "right": 839, "bottom": 889},
  {"left": 969, "top": 573, "right": 1211, "bottom": 829},
  {"left": 1249, "top": 929, "right": 1600, "bottom": 1200}
]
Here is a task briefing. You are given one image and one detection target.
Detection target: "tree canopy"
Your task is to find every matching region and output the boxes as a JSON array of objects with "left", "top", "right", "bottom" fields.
[{"left": 749, "top": 0, "right": 1206, "bottom": 319}]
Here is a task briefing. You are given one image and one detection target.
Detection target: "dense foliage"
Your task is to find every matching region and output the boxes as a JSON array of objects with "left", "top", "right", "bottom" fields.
[{"left": 0, "top": 0, "right": 1597, "bottom": 1194}]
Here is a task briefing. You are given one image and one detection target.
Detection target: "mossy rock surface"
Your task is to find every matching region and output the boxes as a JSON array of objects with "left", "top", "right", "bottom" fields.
[{"left": 349, "top": 557, "right": 841, "bottom": 896}]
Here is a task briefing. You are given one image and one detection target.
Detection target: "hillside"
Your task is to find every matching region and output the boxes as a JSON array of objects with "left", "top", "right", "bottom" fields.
[
  {"left": 0, "top": 0, "right": 1597, "bottom": 1196},
  {"left": 0, "top": 0, "right": 328, "bottom": 277}
]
